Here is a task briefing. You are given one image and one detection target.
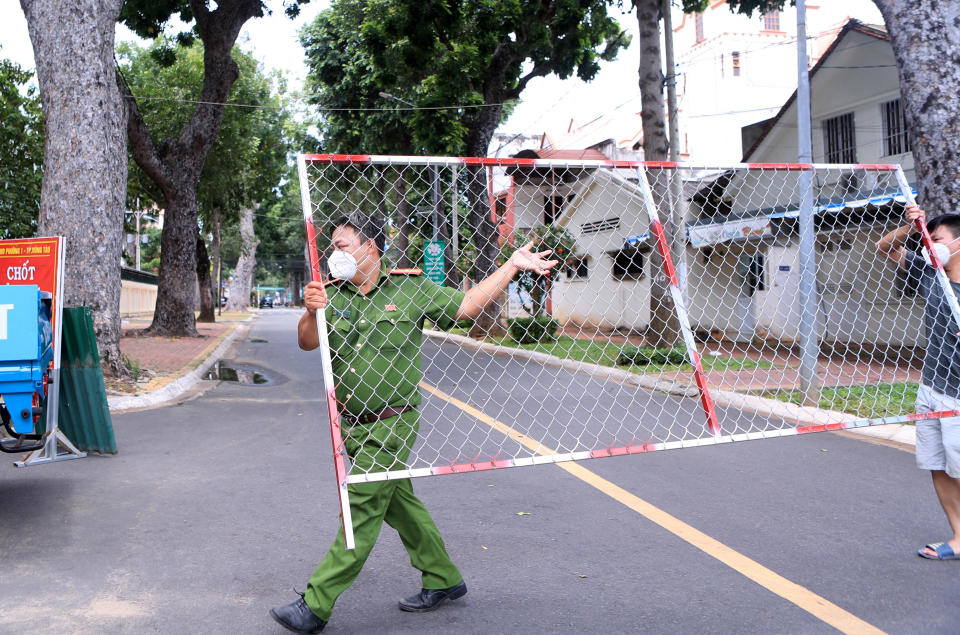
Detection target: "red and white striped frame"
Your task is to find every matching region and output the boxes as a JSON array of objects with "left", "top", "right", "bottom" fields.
[
  {"left": 300, "top": 153, "right": 900, "bottom": 173},
  {"left": 630, "top": 168, "right": 722, "bottom": 435},
  {"left": 894, "top": 167, "right": 960, "bottom": 336},
  {"left": 298, "top": 155, "right": 356, "bottom": 550},
  {"left": 297, "top": 154, "right": 935, "bottom": 504},
  {"left": 341, "top": 408, "right": 958, "bottom": 484}
]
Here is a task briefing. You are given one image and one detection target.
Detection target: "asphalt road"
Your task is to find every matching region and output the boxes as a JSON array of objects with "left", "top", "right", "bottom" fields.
[{"left": 1, "top": 309, "right": 958, "bottom": 634}]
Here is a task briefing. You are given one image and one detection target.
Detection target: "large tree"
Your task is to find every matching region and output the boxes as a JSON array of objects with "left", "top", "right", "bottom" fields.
[
  {"left": 311, "top": 0, "right": 629, "bottom": 335},
  {"left": 301, "top": 2, "right": 423, "bottom": 270},
  {"left": 631, "top": 0, "right": 786, "bottom": 346},
  {"left": 0, "top": 55, "right": 43, "bottom": 239},
  {"left": 20, "top": 0, "right": 129, "bottom": 375},
  {"left": 870, "top": 2, "right": 960, "bottom": 218},
  {"left": 119, "top": 0, "right": 307, "bottom": 336},
  {"left": 118, "top": 39, "right": 295, "bottom": 320}
]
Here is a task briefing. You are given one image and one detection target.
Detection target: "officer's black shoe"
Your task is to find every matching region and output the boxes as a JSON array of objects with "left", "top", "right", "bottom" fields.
[
  {"left": 270, "top": 596, "right": 327, "bottom": 633},
  {"left": 398, "top": 580, "right": 468, "bottom": 612}
]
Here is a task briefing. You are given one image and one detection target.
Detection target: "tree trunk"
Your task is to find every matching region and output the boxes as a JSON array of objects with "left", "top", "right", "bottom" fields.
[
  {"left": 225, "top": 205, "right": 258, "bottom": 312},
  {"left": 196, "top": 234, "right": 215, "bottom": 322},
  {"left": 212, "top": 207, "right": 222, "bottom": 311},
  {"left": 122, "top": 0, "right": 263, "bottom": 336},
  {"left": 636, "top": 0, "right": 680, "bottom": 348},
  {"left": 872, "top": 1, "right": 960, "bottom": 215},
  {"left": 464, "top": 165, "right": 506, "bottom": 338},
  {"left": 21, "top": 0, "right": 128, "bottom": 377},
  {"left": 464, "top": 98, "right": 508, "bottom": 337}
]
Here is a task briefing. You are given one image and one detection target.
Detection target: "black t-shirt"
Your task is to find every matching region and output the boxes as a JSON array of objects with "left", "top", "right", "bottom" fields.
[{"left": 906, "top": 250, "right": 960, "bottom": 397}]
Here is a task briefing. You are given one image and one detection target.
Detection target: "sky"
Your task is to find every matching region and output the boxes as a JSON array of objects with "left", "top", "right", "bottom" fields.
[
  {"left": 0, "top": 2, "right": 637, "bottom": 142},
  {"left": 0, "top": 1, "right": 883, "bottom": 148}
]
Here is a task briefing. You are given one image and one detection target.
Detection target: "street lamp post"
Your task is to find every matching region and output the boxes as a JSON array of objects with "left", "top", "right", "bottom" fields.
[{"left": 125, "top": 206, "right": 156, "bottom": 271}]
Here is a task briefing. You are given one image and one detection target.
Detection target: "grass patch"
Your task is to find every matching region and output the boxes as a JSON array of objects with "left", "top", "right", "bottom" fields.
[
  {"left": 473, "top": 335, "right": 769, "bottom": 373},
  {"left": 764, "top": 382, "right": 919, "bottom": 420}
]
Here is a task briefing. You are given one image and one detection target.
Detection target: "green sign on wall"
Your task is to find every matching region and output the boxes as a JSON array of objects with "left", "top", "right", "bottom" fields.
[{"left": 424, "top": 240, "right": 445, "bottom": 286}]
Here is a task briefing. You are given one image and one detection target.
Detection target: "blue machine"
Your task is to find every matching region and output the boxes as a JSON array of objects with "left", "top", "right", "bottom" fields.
[{"left": 0, "top": 285, "right": 53, "bottom": 450}]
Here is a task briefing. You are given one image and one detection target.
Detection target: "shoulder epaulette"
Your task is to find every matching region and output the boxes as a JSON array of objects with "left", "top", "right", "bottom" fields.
[{"left": 390, "top": 268, "right": 423, "bottom": 276}]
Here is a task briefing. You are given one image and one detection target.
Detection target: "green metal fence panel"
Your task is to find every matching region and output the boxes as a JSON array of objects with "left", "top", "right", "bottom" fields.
[{"left": 57, "top": 307, "right": 116, "bottom": 454}]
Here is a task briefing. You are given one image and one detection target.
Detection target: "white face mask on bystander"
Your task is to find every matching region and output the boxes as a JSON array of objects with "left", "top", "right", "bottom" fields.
[{"left": 922, "top": 242, "right": 952, "bottom": 268}]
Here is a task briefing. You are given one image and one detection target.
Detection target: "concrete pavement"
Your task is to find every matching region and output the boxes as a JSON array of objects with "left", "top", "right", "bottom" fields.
[{"left": 3, "top": 309, "right": 955, "bottom": 634}]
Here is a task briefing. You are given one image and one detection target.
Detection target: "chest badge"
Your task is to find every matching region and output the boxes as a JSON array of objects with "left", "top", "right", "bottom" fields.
[
  {"left": 385, "top": 304, "right": 397, "bottom": 312},
  {"left": 332, "top": 308, "right": 351, "bottom": 319}
]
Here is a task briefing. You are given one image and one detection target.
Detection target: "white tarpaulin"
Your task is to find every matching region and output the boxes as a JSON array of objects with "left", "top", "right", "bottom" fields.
[{"left": 688, "top": 216, "right": 772, "bottom": 248}]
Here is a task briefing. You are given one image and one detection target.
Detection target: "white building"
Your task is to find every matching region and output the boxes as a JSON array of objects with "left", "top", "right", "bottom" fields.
[
  {"left": 674, "top": 0, "right": 883, "bottom": 163},
  {"left": 498, "top": 19, "right": 920, "bottom": 351},
  {"left": 683, "top": 19, "right": 919, "bottom": 346}
]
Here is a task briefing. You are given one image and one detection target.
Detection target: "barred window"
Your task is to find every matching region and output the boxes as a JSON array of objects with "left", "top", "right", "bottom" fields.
[
  {"left": 822, "top": 112, "right": 857, "bottom": 163},
  {"left": 543, "top": 194, "right": 566, "bottom": 225},
  {"left": 762, "top": 11, "right": 780, "bottom": 31},
  {"left": 612, "top": 248, "right": 645, "bottom": 281},
  {"left": 739, "top": 253, "right": 766, "bottom": 296},
  {"left": 881, "top": 99, "right": 911, "bottom": 156},
  {"left": 565, "top": 256, "right": 589, "bottom": 280}
]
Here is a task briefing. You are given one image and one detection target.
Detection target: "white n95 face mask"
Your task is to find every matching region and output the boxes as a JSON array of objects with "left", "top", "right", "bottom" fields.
[
  {"left": 923, "top": 242, "right": 953, "bottom": 267},
  {"left": 327, "top": 250, "right": 358, "bottom": 280}
]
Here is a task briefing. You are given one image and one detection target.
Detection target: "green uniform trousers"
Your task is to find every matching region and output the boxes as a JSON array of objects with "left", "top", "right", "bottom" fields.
[{"left": 304, "top": 409, "right": 462, "bottom": 621}]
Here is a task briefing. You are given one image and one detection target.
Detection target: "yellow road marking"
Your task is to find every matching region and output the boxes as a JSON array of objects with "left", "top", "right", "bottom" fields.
[{"left": 421, "top": 381, "right": 885, "bottom": 635}]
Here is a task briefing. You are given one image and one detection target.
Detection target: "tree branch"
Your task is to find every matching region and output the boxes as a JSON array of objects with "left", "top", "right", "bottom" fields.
[
  {"left": 117, "top": 68, "right": 168, "bottom": 192},
  {"left": 511, "top": 61, "right": 553, "bottom": 98}
]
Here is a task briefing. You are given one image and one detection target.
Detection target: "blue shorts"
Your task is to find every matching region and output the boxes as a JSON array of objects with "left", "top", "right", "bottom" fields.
[{"left": 915, "top": 384, "right": 960, "bottom": 478}]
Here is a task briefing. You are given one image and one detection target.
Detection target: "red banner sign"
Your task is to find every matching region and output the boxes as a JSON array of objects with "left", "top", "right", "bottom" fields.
[{"left": 0, "top": 236, "right": 64, "bottom": 335}]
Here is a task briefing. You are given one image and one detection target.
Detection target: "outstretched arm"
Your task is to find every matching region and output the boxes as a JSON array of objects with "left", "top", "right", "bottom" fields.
[
  {"left": 876, "top": 204, "right": 925, "bottom": 268},
  {"left": 455, "top": 242, "right": 559, "bottom": 320}
]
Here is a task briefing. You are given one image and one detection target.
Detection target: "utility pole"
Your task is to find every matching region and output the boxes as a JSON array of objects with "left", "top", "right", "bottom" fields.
[
  {"left": 796, "top": 0, "right": 820, "bottom": 405},
  {"left": 662, "top": 0, "right": 687, "bottom": 295}
]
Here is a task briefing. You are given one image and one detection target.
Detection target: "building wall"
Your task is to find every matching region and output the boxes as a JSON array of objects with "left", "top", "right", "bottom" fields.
[
  {"left": 120, "top": 279, "right": 157, "bottom": 317},
  {"left": 732, "top": 28, "right": 922, "bottom": 346},
  {"left": 674, "top": 1, "right": 883, "bottom": 163}
]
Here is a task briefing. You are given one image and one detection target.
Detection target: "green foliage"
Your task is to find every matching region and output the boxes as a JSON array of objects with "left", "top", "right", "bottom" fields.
[
  {"left": 118, "top": 38, "right": 304, "bottom": 282},
  {"left": 137, "top": 226, "right": 163, "bottom": 274},
  {"left": 508, "top": 317, "right": 560, "bottom": 344},
  {"left": 617, "top": 345, "right": 688, "bottom": 366},
  {"left": 304, "top": 0, "right": 630, "bottom": 155},
  {"left": 500, "top": 225, "right": 578, "bottom": 281},
  {"left": 0, "top": 56, "right": 43, "bottom": 239},
  {"left": 253, "top": 166, "right": 312, "bottom": 286},
  {"left": 499, "top": 224, "right": 578, "bottom": 316},
  {"left": 117, "top": 39, "right": 295, "bottom": 217},
  {"left": 300, "top": 1, "right": 415, "bottom": 154}
]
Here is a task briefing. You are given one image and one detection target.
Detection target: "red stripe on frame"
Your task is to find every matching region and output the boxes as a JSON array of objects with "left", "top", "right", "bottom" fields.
[
  {"left": 432, "top": 459, "right": 515, "bottom": 475},
  {"left": 303, "top": 154, "right": 373, "bottom": 164},
  {"left": 649, "top": 220, "right": 679, "bottom": 285}
]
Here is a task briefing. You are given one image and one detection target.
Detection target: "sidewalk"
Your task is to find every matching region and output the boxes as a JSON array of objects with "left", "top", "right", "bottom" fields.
[{"left": 106, "top": 311, "right": 256, "bottom": 412}]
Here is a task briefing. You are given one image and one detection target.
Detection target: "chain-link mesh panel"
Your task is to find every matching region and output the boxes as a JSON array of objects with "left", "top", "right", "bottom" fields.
[{"left": 299, "top": 155, "right": 958, "bottom": 485}]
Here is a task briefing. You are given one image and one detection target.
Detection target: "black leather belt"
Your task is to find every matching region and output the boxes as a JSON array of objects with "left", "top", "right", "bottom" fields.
[{"left": 349, "top": 405, "right": 414, "bottom": 425}]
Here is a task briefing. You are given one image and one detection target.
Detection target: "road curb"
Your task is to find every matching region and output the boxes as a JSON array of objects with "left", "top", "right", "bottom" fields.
[
  {"left": 107, "top": 317, "right": 254, "bottom": 413},
  {"left": 424, "top": 329, "right": 916, "bottom": 447}
]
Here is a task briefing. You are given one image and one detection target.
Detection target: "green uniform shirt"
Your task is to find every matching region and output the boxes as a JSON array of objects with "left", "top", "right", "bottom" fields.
[{"left": 325, "top": 268, "right": 465, "bottom": 417}]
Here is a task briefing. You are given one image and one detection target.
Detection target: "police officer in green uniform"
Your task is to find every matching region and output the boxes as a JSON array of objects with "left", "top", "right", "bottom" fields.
[{"left": 271, "top": 212, "right": 558, "bottom": 633}]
